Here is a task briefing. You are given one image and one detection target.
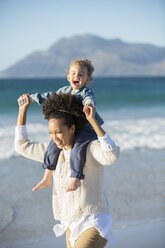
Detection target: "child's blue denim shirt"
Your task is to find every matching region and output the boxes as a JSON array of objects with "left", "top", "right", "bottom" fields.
[{"left": 30, "top": 85, "right": 104, "bottom": 125}]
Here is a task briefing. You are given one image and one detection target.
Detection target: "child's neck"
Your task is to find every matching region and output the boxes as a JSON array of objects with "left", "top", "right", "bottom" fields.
[{"left": 71, "top": 85, "right": 86, "bottom": 92}]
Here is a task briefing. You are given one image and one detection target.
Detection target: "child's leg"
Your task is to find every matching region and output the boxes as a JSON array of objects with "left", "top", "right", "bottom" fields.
[
  {"left": 66, "top": 129, "right": 97, "bottom": 192},
  {"left": 32, "top": 168, "right": 53, "bottom": 191},
  {"left": 32, "top": 140, "right": 61, "bottom": 191},
  {"left": 43, "top": 140, "right": 62, "bottom": 170}
]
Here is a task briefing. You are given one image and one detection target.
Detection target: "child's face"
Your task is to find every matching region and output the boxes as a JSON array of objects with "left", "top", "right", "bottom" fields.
[{"left": 67, "top": 64, "right": 90, "bottom": 91}]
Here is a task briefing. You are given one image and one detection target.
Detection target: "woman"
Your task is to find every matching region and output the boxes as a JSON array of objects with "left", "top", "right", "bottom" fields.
[{"left": 15, "top": 92, "right": 120, "bottom": 248}]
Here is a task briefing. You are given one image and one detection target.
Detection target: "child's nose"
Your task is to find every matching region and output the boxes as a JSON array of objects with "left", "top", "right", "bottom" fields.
[{"left": 74, "top": 73, "right": 79, "bottom": 79}]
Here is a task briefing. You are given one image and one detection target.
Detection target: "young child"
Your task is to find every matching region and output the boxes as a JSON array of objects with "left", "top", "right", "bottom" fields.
[{"left": 22, "top": 58, "right": 103, "bottom": 192}]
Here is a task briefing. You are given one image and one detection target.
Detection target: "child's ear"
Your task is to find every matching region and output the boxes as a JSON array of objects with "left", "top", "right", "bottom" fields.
[
  {"left": 67, "top": 74, "right": 70, "bottom": 82},
  {"left": 87, "top": 77, "right": 91, "bottom": 84}
]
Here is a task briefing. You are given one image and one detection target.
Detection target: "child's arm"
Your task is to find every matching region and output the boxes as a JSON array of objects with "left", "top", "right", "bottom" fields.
[
  {"left": 81, "top": 87, "right": 104, "bottom": 126},
  {"left": 81, "top": 87, "right": 96, "bottom": 107},
  {"left": 28, "top": 85, "right": 71, "bottom": 105},
  {"left": 30, "top": 91, "right": 52, "bottom": 104}
]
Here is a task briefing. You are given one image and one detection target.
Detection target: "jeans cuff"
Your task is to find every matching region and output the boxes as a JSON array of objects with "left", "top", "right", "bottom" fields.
[
  {"left": 70, "top": 173, "right": 85, "bottom": 180},
  {"left": 42, "top": 163, "right": 56, "bottom": 170}
]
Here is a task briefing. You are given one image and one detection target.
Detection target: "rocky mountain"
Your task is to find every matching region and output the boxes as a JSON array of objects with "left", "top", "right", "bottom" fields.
[{"left": 1, "top": 34, "right": 165, "bottom": 78}]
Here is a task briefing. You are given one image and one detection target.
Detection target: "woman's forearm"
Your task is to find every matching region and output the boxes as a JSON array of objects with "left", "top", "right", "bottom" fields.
[
  {"left": 88, "top": 118, "right": 106, "bottom": 137},
  {"left": 17, "top": 109, "right": 27, "bottom": 126},
  {"left": 84, "top": 105, "right": 106, "bottom": 137}
]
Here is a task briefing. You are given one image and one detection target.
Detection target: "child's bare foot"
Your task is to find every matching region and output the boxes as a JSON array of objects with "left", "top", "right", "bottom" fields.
[
  {"left": 32, "top": 178, "right": 52, "bottom": 191},
  {"left": 66, "top": 178, "right": 81, "bottom": 192}
]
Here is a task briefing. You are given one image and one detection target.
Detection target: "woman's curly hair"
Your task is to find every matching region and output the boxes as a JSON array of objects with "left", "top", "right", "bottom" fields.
[{"left": 42, "top": 92, "right": 87, "bottom": 129}]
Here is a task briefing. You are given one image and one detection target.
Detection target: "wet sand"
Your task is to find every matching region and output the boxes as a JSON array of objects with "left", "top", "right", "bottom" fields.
[{"left": 2, "top": 220, "right": 165, "bottom": 248}]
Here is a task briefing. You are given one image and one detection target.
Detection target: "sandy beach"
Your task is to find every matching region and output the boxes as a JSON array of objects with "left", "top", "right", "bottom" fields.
[
  {"left": 0, "top": 148, "right": 165, "bottom": 248},
  {"left": 5, "top": 220, "right": 165, "bottom": 248}
]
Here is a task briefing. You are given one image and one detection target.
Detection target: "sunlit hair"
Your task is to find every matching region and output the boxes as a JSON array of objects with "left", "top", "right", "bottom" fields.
[
  {"left": 42, "top": 92, "right": 87, "bottom": 130},
  {"left": 67, "top": 58, "right": 94, "bottom": 83}
]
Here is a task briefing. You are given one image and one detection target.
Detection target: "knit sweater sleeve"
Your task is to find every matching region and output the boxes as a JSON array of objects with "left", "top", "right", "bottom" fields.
[
  {"left": 14, "top": 125, "right": 49, "bottom": 163},
  {"left": 86, "top": 139, "right": 120, "bottom": 167}
]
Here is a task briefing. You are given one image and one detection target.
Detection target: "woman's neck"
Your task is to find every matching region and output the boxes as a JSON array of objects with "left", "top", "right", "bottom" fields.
[
  {"left": 63, "top": 135, "right": 75, "bottom": 150},
  {"left": 63, "top": 146, "right": 71, "bottom": 151}
]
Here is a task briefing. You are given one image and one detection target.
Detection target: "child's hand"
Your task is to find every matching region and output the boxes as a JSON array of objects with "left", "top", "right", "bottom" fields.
[{"left": 83, "top": 104, "right": 96, "bottom": 121}]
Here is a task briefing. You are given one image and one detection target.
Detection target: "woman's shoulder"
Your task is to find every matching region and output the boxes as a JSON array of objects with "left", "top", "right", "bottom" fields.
[
  {"left": 86, "top": 139, "right": 120, "bottom": 167},
  {"left": 86, "top": 139, "right": 103, "bottom": 165},
  {"left": 87, "top": 139, "right": 100, "bottom": 149}
]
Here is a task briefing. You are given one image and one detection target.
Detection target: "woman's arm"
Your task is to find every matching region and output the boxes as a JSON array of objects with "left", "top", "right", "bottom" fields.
[
  {"left": 17, "top": 94, "right": 31, "bottom": 126},
  {"left": 84, "top": 105, "right": 120, "bottom": 166},
  {"left": 15, "top": 94, "right": 48, "bottom": 162},
  {"left": 83, "top": 105, "right": 105, "bottom": 137}
]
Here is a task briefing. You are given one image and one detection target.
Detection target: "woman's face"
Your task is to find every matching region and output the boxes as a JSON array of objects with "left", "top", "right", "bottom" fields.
[{"left": 48, "top": 118, "right": 75, "bottom": 150}]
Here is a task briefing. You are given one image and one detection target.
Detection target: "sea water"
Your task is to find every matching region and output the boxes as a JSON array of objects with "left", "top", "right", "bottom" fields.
[
  {"left": 0, "top": 77, "right": 165, "bottom": 159},
  {"left": 0, "top": 77, "right": 165, "bottom": 247}
]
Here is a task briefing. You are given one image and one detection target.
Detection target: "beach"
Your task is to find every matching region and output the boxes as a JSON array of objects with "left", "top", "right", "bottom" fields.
[
  {"left": 0, "top": 77, "right": 165, "bottom": 247},
  {"left": 2, "top": 221, "right": 165, "bottom": 248},
  {"left": 0, "top": 149, "right": 165, "bottom": 248}
]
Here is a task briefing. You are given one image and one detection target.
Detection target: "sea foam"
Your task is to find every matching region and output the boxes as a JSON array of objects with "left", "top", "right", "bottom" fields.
[
  {"left": 104, "top": 117, "right": 165, "bottom": 151},
  {"left": 0, "top": 117, "right": 165, "bottom": 160},
  {"left": 0, "top": 123, "right": 49, "bottom": 160}
]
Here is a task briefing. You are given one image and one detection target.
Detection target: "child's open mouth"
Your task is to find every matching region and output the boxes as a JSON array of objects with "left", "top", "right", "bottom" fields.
[{"left": 73, "top": 81, "right": 80, "bottom": 86}]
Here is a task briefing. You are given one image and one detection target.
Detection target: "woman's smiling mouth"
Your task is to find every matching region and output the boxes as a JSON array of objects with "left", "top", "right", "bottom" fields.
[{"left": 55, "top": 140, "right": 63, "bottom": 147}]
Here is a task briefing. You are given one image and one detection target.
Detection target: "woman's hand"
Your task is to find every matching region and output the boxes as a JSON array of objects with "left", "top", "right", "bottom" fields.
[
  {"left": 83, "top": 104, "right": 96, "bottom": 122},
  {"left": 18, "top": 94, "right": 31, "bottom": 110},
  {"left": 17, "top": 94, "right": 31, "bottom": 126}
]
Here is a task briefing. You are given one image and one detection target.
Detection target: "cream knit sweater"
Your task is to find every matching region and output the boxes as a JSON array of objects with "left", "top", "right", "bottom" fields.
[{"left": 15, "top": 133, "right": 120, "bottom": 222}]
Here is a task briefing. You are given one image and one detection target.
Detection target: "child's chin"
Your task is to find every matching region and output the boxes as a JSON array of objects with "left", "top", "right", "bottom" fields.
[{"left": 73, "top": 85, "right": 80, "bottom": 90}]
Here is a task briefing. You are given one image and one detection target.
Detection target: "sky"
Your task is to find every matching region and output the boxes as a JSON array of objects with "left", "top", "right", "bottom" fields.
[{"left": 0, "top": 0, "right": 165, "bottom": 71}]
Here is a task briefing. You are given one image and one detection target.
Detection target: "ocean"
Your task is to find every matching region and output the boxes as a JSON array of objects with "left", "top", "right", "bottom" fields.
[
  {"left": 0, "top": 77, "right": 165, "bottom": 159},
  {"left": 0, "top": 77, "right": 165, "bottom": 247}
]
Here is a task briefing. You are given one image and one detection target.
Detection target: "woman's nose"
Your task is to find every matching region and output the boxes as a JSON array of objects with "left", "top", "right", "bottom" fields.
[{"left": 51, "top": 134, "right": 58, "bottom": 141}]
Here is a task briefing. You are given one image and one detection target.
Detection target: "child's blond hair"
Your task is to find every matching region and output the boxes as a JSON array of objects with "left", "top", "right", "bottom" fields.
[{"left": 67, "top": 58, "right": 94, "bottom": 83}]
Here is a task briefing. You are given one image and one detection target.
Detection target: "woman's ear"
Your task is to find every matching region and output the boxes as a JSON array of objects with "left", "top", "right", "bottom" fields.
[{"left": 70, "top": 124, "right": 76, "bottom": 134}]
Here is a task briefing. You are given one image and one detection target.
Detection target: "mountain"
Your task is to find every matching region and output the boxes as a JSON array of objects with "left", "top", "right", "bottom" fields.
[{"left": 1, "top": 34, "right": 165, "bottom": 78}]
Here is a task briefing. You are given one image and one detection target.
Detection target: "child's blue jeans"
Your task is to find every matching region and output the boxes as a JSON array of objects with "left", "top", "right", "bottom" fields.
[{"left": 43, "top": 128, "right": 97, "bottom": 179}]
